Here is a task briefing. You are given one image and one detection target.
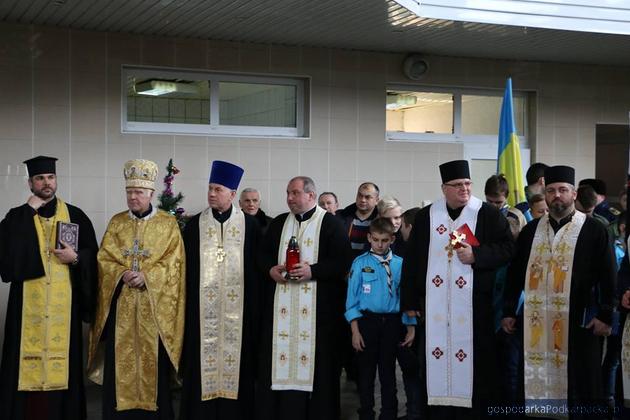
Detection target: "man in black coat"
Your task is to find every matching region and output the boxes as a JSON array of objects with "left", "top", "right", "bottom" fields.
[
  {"left": 180, "top": 161, "right": 262, "bottom": 420},
  {"left": 0, "top": 156, "right": 98, "bottom": 420},
  {"left": 401, "top": 160, "right": 514, "bottom": 419},
  {"left": 257, "top": 176, "right": 352, "bottom": 420}
]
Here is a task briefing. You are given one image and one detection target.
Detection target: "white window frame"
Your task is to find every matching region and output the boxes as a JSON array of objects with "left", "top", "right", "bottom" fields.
[
  {"left": 122, "top": 66, "right": 309, "bottom": 138},
  {"left": 386, "top": 85, "right": 529, "bottom": 148}
]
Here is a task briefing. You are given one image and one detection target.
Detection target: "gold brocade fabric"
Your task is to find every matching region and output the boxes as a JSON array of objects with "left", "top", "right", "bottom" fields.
[
  {"left": 523, "top": 212, "right": 585, "bottom": 416},
  {"left": 198, "top": 206, "right": 245, "bottom": 401},
  {"left": 87, "top": 209, "right": 185, "bottom": 411},
  {"left": 18, "top": 199, "right": 72, "bottom": 391}
]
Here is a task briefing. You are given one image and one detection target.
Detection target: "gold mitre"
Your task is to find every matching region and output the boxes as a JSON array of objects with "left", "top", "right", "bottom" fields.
[{"left": 123, "top": 159, "right": 158, "bottom": 190}]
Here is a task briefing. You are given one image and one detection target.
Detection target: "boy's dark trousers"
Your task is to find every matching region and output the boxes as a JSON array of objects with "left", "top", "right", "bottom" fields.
[
  {"left": 397, "top": 321, "right": 423, "bottom": 420},
  {"left": 356, "top": 311, "right": 401, "bottom": 420}
]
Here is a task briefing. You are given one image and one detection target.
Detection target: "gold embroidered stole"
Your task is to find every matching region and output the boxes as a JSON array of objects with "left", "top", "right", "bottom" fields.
[
  {"left": 18, "top": 199, "right": 72, "bottom": 391},
  {"left": 88, "top": 210, "right": 185, "bottom": 412},
  {"left": 271, "top": 206, "right": 325, "bottom": 391},
  {"left": 425, "top": 196, "right": 481, "bottom": 408},
  {"left": 198, "top": 206, "right": 245, "bottom": 401},
  {"left": 523, "top": 212, "right": 585, "bottom": 413}
]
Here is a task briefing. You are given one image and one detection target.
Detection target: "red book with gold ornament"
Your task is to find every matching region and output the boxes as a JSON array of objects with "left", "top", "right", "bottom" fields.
[{"left": 449, "top": 223, "right": 479, "bottom": 248}]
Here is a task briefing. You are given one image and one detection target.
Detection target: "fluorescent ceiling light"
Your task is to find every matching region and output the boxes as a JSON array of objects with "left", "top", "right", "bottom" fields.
[
  {"left": 386, "top": 93, "right": 417, "bottom": 110},
  {"left": 135, "top": 80, "right": 199, "bottom": 96}
]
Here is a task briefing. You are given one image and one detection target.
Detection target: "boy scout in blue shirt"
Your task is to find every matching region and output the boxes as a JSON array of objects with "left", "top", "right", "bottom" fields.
[{"left": 345, "top": 218, "right": 416, "bottom": 420}]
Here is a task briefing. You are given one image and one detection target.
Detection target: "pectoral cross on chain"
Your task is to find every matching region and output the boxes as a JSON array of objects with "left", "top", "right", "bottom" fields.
[
  {"left": 216, "top": 247, "right": 226, "bottom": 263},
  {"left": 123, "top": 238, "right": 150, "bottom": 272}
]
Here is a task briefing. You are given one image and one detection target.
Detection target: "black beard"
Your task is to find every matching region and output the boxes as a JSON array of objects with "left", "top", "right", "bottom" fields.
[{"left": 34, "top": 189, "right": 55, "bottom": 200}]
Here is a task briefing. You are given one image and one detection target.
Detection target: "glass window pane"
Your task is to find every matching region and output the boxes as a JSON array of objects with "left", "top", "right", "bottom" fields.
[
  {"left": 462, "top": 94, "right": 526, "bottom": 136},
  {"left": 386, "top": 91, "right": 453, "bottom": 134},
  {"left": 126, "top": 76, "right": 210, "bottom": 124},
  {"left": 219, "top": 82, "right": 296, "bottom": 127}
]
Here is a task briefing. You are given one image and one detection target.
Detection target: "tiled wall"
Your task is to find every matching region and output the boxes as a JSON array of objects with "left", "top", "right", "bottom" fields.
[{"left": 1, "top": 22, "right": 630, "bottom": 348}]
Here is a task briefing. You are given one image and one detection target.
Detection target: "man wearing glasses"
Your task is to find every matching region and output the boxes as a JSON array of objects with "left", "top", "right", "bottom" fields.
[{"left": 401, "top": 159, "right": 514, "bottom": 419}]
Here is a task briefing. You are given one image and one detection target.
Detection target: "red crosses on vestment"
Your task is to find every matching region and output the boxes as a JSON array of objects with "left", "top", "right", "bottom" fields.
[
  {"left": 432, "top": 275, "right": 443, "bottom": 287},
  {"left": 432, "top": 347, "right": 444, "bottom": 359},
  {"left": 436, "top": 224, "right": 447, "bottom": 235},
  {"left": 455, "top": 349, "right": 467, "bottom": 362},
  {"left": 455, "top": 276, "right": 467, "bottom": 289}
]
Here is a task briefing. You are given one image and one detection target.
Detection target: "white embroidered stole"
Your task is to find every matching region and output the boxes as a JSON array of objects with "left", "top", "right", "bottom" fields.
[
  {"left": 271, "top": 206, "right": 325, "bottom": 391},
  {"left": 199, "top": 206, "right": 246, "bottom": 400},
  {"left": 523, "top": 212, "right": 585, "bottom": 415},
  {"left": 425, "top": 196, "right": 481, "bottom": 408}
]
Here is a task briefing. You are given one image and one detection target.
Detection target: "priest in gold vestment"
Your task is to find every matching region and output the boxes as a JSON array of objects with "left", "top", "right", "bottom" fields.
[
  {"left": 0, "top": 156, "right": 98, "bottom": 420},
  {"left": 87, "top": 159, "right": 185, "bottom": 420}
]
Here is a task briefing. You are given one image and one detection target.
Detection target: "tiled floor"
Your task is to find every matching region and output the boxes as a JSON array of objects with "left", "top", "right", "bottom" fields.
[{"left": 86, "top": 369, "right": 409, "bottom": 420}]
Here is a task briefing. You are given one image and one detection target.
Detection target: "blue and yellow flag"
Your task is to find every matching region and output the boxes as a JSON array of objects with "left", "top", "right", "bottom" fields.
[{"left": 497, "top": 78, "right": 525, "bottom": 207}]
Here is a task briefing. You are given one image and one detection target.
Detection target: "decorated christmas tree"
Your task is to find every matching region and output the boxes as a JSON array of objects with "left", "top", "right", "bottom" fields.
[{"left": 158, "top": 158, "right": 187, "bottom": 229}]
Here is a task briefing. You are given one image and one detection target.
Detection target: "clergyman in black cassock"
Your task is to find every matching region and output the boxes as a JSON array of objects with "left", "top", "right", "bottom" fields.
[
  {"left": 0, "top": 156, "right": 98, "bottom": 420},
  {"left": 400, "top": 160, "right": 514, "bottom": 419},
  {"left": 256, "top": 176, "right": 352, "bottom": 420},
  {"left": 179, "top": 160, "right": 262, "bottom": 420},
  {"left": 502, "top": 165, "right": 616, "bottom": 419}
]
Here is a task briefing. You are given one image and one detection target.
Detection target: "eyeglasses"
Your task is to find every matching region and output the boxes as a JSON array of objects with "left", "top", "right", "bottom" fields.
[{"left": 444, "top": 181, "right": 473, "bottom": 190}]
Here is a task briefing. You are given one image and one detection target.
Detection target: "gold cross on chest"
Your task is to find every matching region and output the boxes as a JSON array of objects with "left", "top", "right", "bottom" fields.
[
  {"left": 301, "top": 283, "right": 312, "bottom": 294},
  {"left": 551, "top": 352, "right": 564, "bottom": 368},
  {"left": 555, "top": 242, "right": 571, "bottom": 255},
  {"left": 551, "top": 296, "right": 566, "bottom": 311},
  {"left": 122, "top": 238, "right": 150, "bottom": 272},
  {"left": 228, "top": 226, "right": 240, "bottom": 238},
  {"left": 304, "top": 238, "right": 313, "bottom": 247},
  {"left": 216, "top": 247, "right": 226, "bottom": 263},
  {"left": 225, "top": 354, "right": 236, "bottom": 367},
  {"left": 535, "top": 242, "right": 549, "bottom": 255},
  {"left": 207, "top": 227, "right": 217, "bottom": 238},
  {"left": 227, "top": 290, "right": 238, "bottom": 302}
]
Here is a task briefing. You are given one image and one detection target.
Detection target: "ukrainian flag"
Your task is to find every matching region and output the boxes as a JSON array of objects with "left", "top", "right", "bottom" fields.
[{"left": 497, "top": 78, "right": 525, "bottom": 207}]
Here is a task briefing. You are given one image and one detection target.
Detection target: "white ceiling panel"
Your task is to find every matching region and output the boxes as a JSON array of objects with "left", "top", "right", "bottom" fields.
[{"left": 0, "top": 0, "right": 629, "bottom": 66}]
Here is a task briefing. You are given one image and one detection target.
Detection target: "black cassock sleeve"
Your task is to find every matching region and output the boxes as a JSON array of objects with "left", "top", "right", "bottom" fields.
[
  {"left": 68, "top": 205, "right": 99, "bottom": 323},
  {"left": 0, "top": 205, "right": 45, "bottom": 283},
  {"left": 588, "top": 220, "right": 616, "bottom": 325},
  {"left": 471, "top": 203, "right": 515, "bottom": 271},
  {"left": 309, "top": 213, "right": 352, "bottom": 283}
]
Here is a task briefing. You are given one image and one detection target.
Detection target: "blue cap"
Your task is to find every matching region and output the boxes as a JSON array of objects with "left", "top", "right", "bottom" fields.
[{"left": 209, "top": 160, "right": 244, "bottom": 190}]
